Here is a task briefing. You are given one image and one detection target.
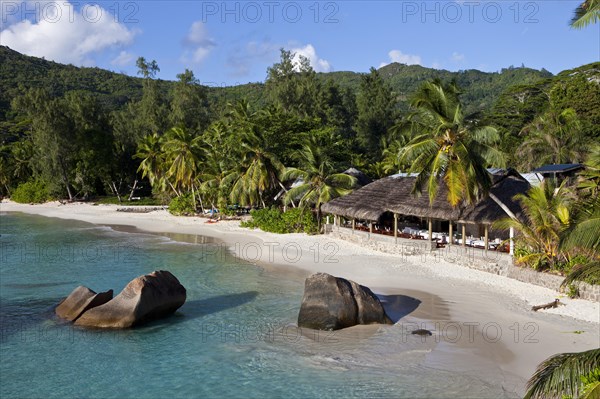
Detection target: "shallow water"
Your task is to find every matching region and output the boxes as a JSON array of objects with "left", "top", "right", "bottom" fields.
[{"left": 0, "top": 213, "right": 516, "bottom": 398}]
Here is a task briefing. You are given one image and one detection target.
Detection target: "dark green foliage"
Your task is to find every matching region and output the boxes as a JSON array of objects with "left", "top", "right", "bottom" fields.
[
  {"left": 486, "top": 62, "right": 600, "bottom": 167},
  {"left": 355, "top": 67, "right": 397, "bottom": 159},
  {"left": 168, "top": 193, "right": 196, "bottom": 216},
  {"left": 241, "top": 208, "right": 318, "bottom": 234},
  {"left": 1, "top": 44, "right": 599, "bottom": 203},
  {"left": 169, "top": 69, "right": 211, "bottom": 133},
  {"left": 0, "top": 45, "right": 555, "bottom": 131},
  {"left": 11, "top": 179, "right": 51, "bottom": 203},
  {"left": 93, "top": 196, "right": 163, "bottom": 206}
]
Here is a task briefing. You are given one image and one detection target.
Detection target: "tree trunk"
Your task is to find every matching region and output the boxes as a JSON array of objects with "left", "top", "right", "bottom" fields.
[
  {"left": 128, "top": 180, "right": 138, "bottom": 201},
  {"left": 259, "top": 191, "right": 267, "bottom": 209},
  {"left": 168, "top": 181, "right": 179, "bottom": 197},
  {"left": 278, "top": 181, "right": 296, "bottom": 208},
  {"left": 110, "top": 181, "right": 122, "bottom": 203},
  {"left": 58, "top": 157, "right": 73, "bottom": 201},
  {"left": 198, "top": 195, "right": 205, "bottom": 213},
  {"left": 191, "top": 184, "right": 197, "bottom": 212},
  {"left": 317, "top": 204, "right": 322, "bottom": 234}
]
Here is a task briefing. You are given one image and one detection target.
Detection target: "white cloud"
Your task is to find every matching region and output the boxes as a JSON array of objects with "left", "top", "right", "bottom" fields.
[
  {"left": 432, "top": 62, "right": 443, "bottom": 70},
  {"left": 379, "top": 50, "right": 422, "bottom": 68},
  {"left": 290, "top": 44, "right": 331, "bottom": 72},
  {"left": 0, "top": 1, "right": 136, "bottom": 66},
  {"left": 181, "top": 21, "right": 215, "bottom": 64},
  {"left": 227, "top": 40, "right": 279, "bottom": 77},
  {"left": 451, "top": 52, "right": 465, "bottom": 62},
  {"left": 111, "top": 51, "right": 135, "bottom": 67}
]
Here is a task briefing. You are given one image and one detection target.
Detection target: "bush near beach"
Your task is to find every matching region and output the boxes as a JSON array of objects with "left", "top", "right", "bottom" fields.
[
  {"left": 241, "top": 208, "right": 318, "bottom": 234},
  {"left": 11, "top": 180, "right": 52, "bottom": 204}
]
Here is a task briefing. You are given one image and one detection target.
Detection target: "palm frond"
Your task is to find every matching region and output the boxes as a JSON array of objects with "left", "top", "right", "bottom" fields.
[
  {"left": 561, "top": 260, "right": 600, "bottom": 287},
  {"left": 571, "top": 0, "right": 600, "bottom": 28},
  {"left": 524, "top": 348, "right": 600, "bottom": 399}
]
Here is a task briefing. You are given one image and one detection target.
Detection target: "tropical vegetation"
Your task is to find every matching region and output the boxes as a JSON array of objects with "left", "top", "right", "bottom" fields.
[
  {"left": 398, "top": 79, "right": 504, "bottom": 206},
  {"left": 0, "top": 9, "right": 599, "bottom": 397}
]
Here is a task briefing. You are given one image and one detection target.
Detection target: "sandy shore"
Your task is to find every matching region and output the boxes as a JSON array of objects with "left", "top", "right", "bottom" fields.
[{"left": 2, "top": 200, "right": 599, "bottom": 396}]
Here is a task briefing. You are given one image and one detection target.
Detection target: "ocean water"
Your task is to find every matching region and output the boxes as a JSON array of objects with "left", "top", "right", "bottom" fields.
[{"left": 0, "top": 213, "right": 514, "bottom": 398}]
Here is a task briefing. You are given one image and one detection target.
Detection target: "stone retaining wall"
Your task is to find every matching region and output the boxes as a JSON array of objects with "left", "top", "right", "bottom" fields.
[{"left": 328, "top": 227, "right": 599, "bottom": 302}]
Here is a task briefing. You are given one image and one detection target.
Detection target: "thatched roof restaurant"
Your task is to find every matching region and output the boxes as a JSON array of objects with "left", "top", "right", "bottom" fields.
[
  {"left": 322, "top": 169, "right": 528, "bottom": 225},
  {"left": 322, "top": 169, "right": 530, "bottom": 252}
]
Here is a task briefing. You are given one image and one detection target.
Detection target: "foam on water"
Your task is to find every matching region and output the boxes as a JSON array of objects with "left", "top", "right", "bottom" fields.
[{"left": 0, "top": 212, "right": 519, "bottom": 398}]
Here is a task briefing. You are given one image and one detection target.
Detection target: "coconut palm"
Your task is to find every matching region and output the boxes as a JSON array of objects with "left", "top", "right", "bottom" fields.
[
  {"left": 399, "top": 79, "right": 504, "bottom": 206},
  {"left": 559, "top": 195, "right": 600, "bottom": 287},
  {"left": 570, "top": 0, "right": 600, "bottom": 29},
  {"left": 134, "top": 133, "right": 166, "bottom": 190},
  {"left": 494, "top": 180, "right": 573, "bottom": 270},
  {"left": 557, "top": 146, "right": 600, "bottom": 286},
  {"left": 161, "top": 127, "right": 203, "bottom": 206},
  {"left": 199, "top": 146, "right": 233, "bottom": 212},
  {"left": 516, "top": 107, "right": 585, "bottom": 171},
  {"left": 225, "top": 101, "right": 285, "bottom": 208},
  {"left": 577, "top": 144, "right": 600, "bottom": 196},
  {"left": 524, "top": 348, "right": 600, "bottom": 399},
  {"left": 282, "top": 140, "right": 356, "bottom": 231}
]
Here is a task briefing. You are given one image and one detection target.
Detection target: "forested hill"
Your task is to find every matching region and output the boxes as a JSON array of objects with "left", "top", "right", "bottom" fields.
[{"left": 0, "top": 45, "right": 551, "bottom": 119}]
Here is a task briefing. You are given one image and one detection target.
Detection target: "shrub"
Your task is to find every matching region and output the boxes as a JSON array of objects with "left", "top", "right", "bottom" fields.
[
  {"left": 567, "top": 284, "right": 580, "bottom": 299},
  {"left": 11, "top": 180, "right": 51, "bottom": 203},
  {"left": 168, "top": 194, "right": 196, "bottom": 216},
  {"left": 241, "top": 207, "right": 318, "bottom": 234}
]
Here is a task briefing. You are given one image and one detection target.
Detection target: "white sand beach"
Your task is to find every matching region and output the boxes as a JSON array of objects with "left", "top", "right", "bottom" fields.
[{"left": 2, "top": 200, "right": 599, "bottom": 396}]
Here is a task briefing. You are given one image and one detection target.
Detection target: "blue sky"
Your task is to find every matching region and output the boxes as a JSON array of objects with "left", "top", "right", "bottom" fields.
[{"left": 1, "top": 1, "right": 598, "bottom": 85}]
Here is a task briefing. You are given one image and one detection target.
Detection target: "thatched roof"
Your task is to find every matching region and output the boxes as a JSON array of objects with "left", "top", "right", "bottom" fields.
[
  {"left": 321, "top": 176, "right": 399, "bottom": 221},
  {"left": 458, "top": 172, "right": 529, "bottom": 224},
  {"left": 322, "top": 169, "right": 530, "bottom": 224}
]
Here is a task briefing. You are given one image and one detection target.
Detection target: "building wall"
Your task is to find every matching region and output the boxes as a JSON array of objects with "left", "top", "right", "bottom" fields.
[{"left": 328, "top": 226, "right": 599, "bottom": 302}]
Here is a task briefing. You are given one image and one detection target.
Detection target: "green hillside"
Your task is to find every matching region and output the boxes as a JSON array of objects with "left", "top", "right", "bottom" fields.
[{"left": 0, "top": 45, "right": 552, "bottom": 120}]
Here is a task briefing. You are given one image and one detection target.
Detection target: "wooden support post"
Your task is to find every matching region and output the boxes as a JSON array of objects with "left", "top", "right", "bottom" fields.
[
  {"left": 352, "top": 219, "right": 355, "bottom": 234},
  {"left": 369, "top": 221, "right": 373, "bottom": 235},
  {"left": 449, "top": 221, "right": 453, "bottom": 246},
  {"left": 393, "top": 213, "right": 398, "bottom": 243},
  {"left": 509, "top": 227, "right": 514, "bottom": 256},
  {"left": 484, "top": 224, "right": 489, "bottom": 253},
  {"left": 462, "top": 223, "right": 466, "bottom": 247},
  {"left": 428, "top": 218, "right": 433, "bottom": 250},
  {"left": 428, "top": 218, "right": 433, "bottom": 239}
]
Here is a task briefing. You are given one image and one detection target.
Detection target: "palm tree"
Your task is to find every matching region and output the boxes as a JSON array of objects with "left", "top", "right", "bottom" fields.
[
  {"left": 524, "top": 348, "right": 600, "bottom": 399},
  {"left": 517, "top": 107, "right": 584, "bottom": 171},
  {"left": 134, "top": 133, "right": 166, "bottom": 191},
  {"left": 559, "top": 195, "right": 600, "bottom": 287},
  {"left": 282, "top": 140, "right": 356, "bottom": 231},
  {"left": 226, "top": 101, "right": 285, "bottom": 208},
  {"left": 161, "top": 127, "right": 203, "bottom": 207},
  {"left": 199, "top": 145, "right": 233, "bottom": 212},
  {"left": 571, "top": 0, "right": 599, "bottom": 29},
  {"left": 399, "top": 79, "right": 504, "bottom": 206},
  {"left": 494, "top": 181, "right": 572, "bottom": 270},
  {"left": 577, "top": 144, "right": 600, "bottom": 197}
]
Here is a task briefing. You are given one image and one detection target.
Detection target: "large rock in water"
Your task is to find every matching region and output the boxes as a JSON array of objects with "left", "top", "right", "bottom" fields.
[
  {"left": 55, "top": 286, "right": 114, "bottom": 322},
  {"left": 75, "top": 270, "right": 186, "bottom": 328},
  {"left": 297, "top": 273, "right": 393, "bottom": 330}
]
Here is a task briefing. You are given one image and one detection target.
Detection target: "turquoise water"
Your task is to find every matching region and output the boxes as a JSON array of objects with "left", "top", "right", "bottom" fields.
[{"left": 0, "top": 213, "right": 513, "bottom": 398}]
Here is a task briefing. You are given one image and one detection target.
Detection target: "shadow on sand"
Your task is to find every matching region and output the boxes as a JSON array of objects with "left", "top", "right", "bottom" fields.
[{"left": 377, "top": 294, "right": 422, "bottom": 323}]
